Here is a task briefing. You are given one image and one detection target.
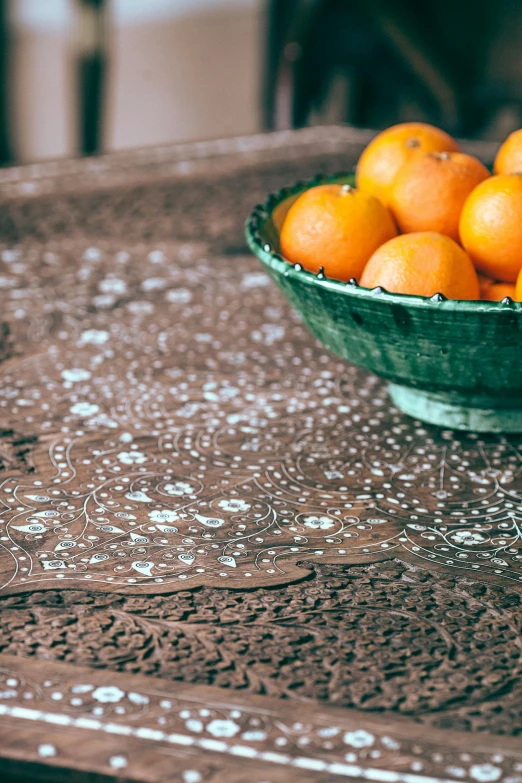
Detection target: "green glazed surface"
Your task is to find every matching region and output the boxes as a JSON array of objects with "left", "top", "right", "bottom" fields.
[{"left": 245, "top": 172, "right": 522, "bottom": 432}]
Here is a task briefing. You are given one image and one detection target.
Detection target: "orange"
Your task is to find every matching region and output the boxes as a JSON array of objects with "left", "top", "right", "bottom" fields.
[
  {"left": 459, "top": 174, "right": 522, "bottom": 282},
  {"left": 356, "top": 122, "right": 460, "bottom": 207},
  {"left": 359, "top": 232, "right": 480, "bottom": 299},
  {"left": 494, "top": 128, "right": 522, "bottom": 175},
  {"left": 516, "top": 267, "right": 522, "bottom": 300},
  {"left": 272, "top": 193, "right": 300, "bottom": 233},
  {"left": 478, "top": 273, "right": 495, "bottom": 297},
  {"left": 390, "top": 151, "right": 489, "bottom": 241},
  {"left": 479, "top": 275, "right": 521, "bottom": 301},
  {"left": 481, "top": 282, "right": 517, "bottom": 301},
  {"left": 279, "top": 183, "right": 397, "bottom": 281}
]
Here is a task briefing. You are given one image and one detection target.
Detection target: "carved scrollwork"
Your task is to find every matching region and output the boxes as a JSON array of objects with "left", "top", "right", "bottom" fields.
[{"left": 2, "top": 561, "right": 522, "bottom": 735}]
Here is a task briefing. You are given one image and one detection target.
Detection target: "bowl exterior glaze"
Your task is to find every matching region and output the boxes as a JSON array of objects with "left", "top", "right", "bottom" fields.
[{"left": 245, "top": 173, "right": 522, "bottom": 432}]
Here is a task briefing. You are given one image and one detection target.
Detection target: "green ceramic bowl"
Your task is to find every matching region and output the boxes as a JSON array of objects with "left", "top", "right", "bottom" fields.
[{"left": 245, "top": 172, "right": 522, "bottom": 433}]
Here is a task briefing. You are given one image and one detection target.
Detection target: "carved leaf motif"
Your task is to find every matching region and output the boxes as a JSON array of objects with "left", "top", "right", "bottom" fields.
[{"left": 1, "top": 562, "right": 522, "bottom": 736}]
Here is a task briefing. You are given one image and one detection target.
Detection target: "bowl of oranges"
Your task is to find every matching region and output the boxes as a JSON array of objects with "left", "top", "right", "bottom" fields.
[{"left": 246, "top": 123, "right": 522, "bottom": 433}]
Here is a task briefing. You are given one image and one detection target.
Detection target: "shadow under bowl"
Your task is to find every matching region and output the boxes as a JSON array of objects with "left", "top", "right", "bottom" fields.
[{"left": 245, "top": 172, "right": 522, "bottom": 433}]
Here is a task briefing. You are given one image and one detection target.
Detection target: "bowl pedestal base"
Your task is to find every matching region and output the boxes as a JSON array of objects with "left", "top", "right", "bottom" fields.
[{"left": 389, "top": 384, "right": 522, "bottom": 433}]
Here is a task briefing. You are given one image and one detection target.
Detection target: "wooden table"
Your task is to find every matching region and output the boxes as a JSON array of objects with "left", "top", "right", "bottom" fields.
[{"left": 0, "top": 126, "right": 520, "bottom": 783}]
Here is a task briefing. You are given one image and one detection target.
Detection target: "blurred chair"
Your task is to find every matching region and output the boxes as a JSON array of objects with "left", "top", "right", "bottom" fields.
[
  {"left": 263, "top": 0, "right": 505, "bottom": 138},
  {"left": 0, "top": 0, "right": 107, "bottom": 165},
  {"left": 0, "top": 0, "right": 11, "bottom": 164},
  {"left": 76, "top": 0, "right": 108, "bottom": 156}
]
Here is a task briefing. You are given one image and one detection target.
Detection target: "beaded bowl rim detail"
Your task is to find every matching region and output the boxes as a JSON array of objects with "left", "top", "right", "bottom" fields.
[{"left": 245, "top": 171, "right": 522, "bottom": 313}]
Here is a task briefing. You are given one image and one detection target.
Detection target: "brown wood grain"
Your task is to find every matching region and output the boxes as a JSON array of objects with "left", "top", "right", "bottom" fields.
[
  {"left": 0, "top": 654, "right": 521, "bottom": 783},
  {"left": 0, "top": 127, "right": 518, "bottom": 780}
]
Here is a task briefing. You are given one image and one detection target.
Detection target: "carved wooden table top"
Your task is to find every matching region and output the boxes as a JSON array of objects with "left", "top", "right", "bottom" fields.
[{"left": 0, "top": 127, "right": 520, "bottom": 782}]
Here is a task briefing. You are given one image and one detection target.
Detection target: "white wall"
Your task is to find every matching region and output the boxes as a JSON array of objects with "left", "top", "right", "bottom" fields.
[{"left": 8, "top": 0, "right": 263, "bottom": 162}]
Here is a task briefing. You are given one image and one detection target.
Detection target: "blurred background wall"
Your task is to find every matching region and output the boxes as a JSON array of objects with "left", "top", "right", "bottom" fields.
[
  {"left": 7, "top": 0, "right": 263, "bottom": 162},
  {"left": 3, "top": 0, "right": 522, "bottom": 164}
]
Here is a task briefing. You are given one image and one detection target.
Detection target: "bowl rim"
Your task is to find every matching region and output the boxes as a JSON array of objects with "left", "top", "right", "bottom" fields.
[{"left": 245, "top": 171, "right": 522, "bottom": 313}]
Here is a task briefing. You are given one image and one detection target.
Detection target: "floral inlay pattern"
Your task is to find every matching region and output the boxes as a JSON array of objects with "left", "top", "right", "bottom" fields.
[
  {"left": 1, "top": 237, "right": 522, "bottom": 594},
  {"left": 0, "top": 652, "right": 520, "bottom": 783},
  {"left": 0, "top": 123, "right": 514, "bottom": 781}
]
